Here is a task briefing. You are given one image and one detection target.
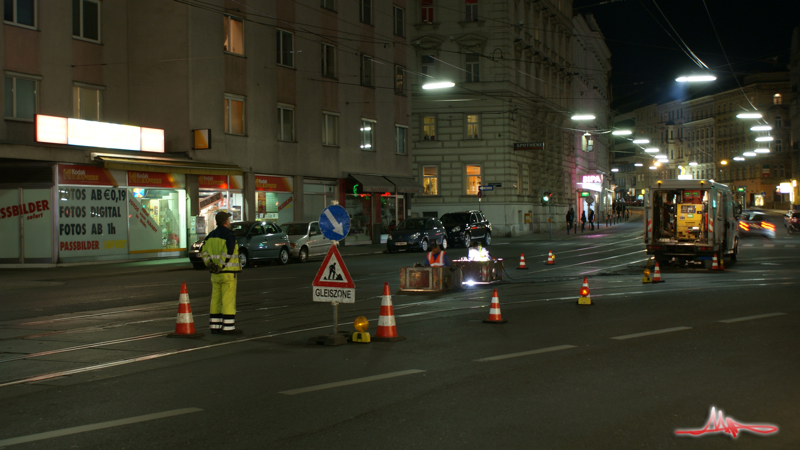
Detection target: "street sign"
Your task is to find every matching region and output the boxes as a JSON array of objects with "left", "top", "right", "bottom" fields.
[
  {"left": 312, "top": 244, "right": 355, "bottom": 303},
  {"left": 319, "top": 205, "right": 351, "bottom": 241},
  {"left": 514, "top": 142, "right": 545, "bottom": 151},
  {"left": 478, "top": 186, "right": 494, "bottom": 191}
]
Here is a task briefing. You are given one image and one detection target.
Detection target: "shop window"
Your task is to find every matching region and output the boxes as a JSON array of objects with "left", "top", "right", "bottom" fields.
[
  {"left": 421, "top": 0, "right": 433, "bottom": 23},
  {"left": 421, "top": 55, "right": 435, "bottom": 77},
  {"left": 277, "top": 105, "right": 294, "bottom": 141},
  {"left": 223, "top": 15, "right": 244, "bottom": 55},
  {"left": 322, "top": 43, "right": 336, "bottom": 78},
  {"left": 395, "top": 65, "right": 405, "bottom": 95},
  {"left": 4, "top": 0, "right": 35, "bottom": 27},
  {"left": 321, "top": 0, "right": 335, "bottom": 11},
  {"left": 72, "top": 85, "right": 102, "bottom": 121},
  {"left": 359, "top": 0, "right": 372, "bottom": 25},
  {"left": 224, "top": 94, "right": 245, "bottom": 135},
  {"left": 774, "top": 93, "right": 782, "bottom": 105},
  {"left": 360, "top": 119, "right": 375, "bottom": 151},
  {"left": 422, "top": 115, "right": 436, "bottom": 140},
  {"left": 466, "top": 114, "right": 480, "bottom": 139},
  {"left": 393, "top": 6, "right": 404, "bottom": 37},
  {"left": 395, "top": 125, "right": 407, "bottom": 154},
  {"left": 465, "top": 53, "right": 480, "bottom": 82},
  {"left": 465, "top": 165, "right": 481, "bottom": 195},
  {"left": 360, "top": 54, "right": 374, "bottom": 87},
  {"left": 422, "top": 166, "right": 438, "bottom": 195},
  {"left": 4, "top": 75, "right": 38, "bottom": 121},
  {"left": 323, "top": 112, "right": 339, "bottom": 146},
  {"left": 277, "top": 29, "right": 293, "bottom": 67},
  {"left": 465, "top": 0, "right": 478, "bottom": 22},
  {"left": 72, "top": 0, "right": 99, "bottom": 42}
]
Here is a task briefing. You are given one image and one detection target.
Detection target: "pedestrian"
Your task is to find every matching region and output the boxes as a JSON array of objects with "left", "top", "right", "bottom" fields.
[
  {"left": 566, "top": 207, "right": 575, "bottom": 234},
  {"left": 201, "top": 211, "right": 243, "bottom": 335},
  {"left": 623, "top": 204, "right": 629, "bottom": 220},
  {"left": 588, "top": 208, "right": 595, "bottom": 230},
  {"left": 580, "top": 210, "right": 586, "bottom": 232}
]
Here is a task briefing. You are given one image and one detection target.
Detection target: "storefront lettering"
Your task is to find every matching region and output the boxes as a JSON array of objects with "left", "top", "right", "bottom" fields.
[
  {"left": 60, "top": 240, "right": 100, "bottom": 251},
  {"left": 62, "top": 167, "right": 100, "bottom": 182},
  {"left": 0, "top": 200, "right": 51, "bottom": 220},
  {"left": 131, "top": 172, "right": 162, "bottom": 186}
]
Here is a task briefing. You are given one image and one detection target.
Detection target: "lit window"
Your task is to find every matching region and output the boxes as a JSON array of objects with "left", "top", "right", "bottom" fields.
[
  {"left": 421, "top": 55, "right": 435, "bottom": 77},
  {"left": 360, "top": 119, "right": 375, "bottom": 151},
  {"left": 465, "top": 0, "right": 478, "bottom": 22},
  {"left": 467, "top": 114, "right": 479, "bottom": 139},
  {"left": 323, "top": 112, "right": 339, "bottom": 146},
  {"left": 465, "top": 165, "right": 482, "bottom": 195},
  {"left": 321, "top": 0, "right": 335, "bottom": 11},
  {"left": 224, "top": 94, "right": 245, "bottom": 135},
  {"left": 774, "top": 93, "right": 782, "bottom": 105},
  {"left": 4, "top": 75, "right": 38, "bottom": 121},
  {"left": 277, "top": 30, "right": 293, "bottom": 67},
  {"left": 465, "top": 53, "right": 480, "bottom": 82},
  {"left": 421, "top": 0, "right": 433, "bottom": 23},
  {"left": 360, "top": 0, "right": 372, "bottom": 25},
  {"left": 360, "top": 55, "right": 373, "bottom": 87},
  {"left": 5, "top": 0, "right": 35, "bottom": 27},
  {"left": 394, "top": 65, "right": 405, "bottom": 94},
  {"left": 422, "top": 166, "right": 438, "bottom": 195},
  {"left": 393, "top": 6, "right": 404, "bottom": 37},
  {"left": 395, "top": 125, "right": 407, "bottom": 154},
  {"left": 422, "top": 116, "right": 436, "bottom": 140},
  {"left": 72, "top": 85, "right": 102, "bottom": 121},
  {"left": 72, "top": 0, "right": 99, "bottom": 41},
  {"left": 322, "top": 43, "right": 336, "bottom": 78},
  {"left": 223, "top": 15, "right": 244, "bottom": 55},
  {"left": 277, "top": 105, "right": 294, "bottom": 141}
]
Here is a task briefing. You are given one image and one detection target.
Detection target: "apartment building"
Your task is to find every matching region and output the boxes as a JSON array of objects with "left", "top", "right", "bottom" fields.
[{"left": 1, "top": 0, "right": 414, "bottom": 264}]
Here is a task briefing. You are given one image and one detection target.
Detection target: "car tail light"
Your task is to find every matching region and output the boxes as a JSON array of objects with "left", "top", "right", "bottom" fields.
[
  {"left": 647, "top": 245, "right": 663, "bottom": 250},
  {"left": 739, "top": 222, "right": 749, "bottom": 231},
  {"left": 762, "top": 222, "right": 775, "bottom": 231}
]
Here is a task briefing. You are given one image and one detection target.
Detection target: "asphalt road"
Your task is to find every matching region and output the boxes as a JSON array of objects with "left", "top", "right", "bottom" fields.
[{"left": 0, "top": 212, "right": 798, "bottom": 449}]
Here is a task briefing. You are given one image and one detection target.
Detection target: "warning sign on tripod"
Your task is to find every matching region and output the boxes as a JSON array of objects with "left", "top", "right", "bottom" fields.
[{"left": 312, "top": 244, "right": 355, "bottom": 303}]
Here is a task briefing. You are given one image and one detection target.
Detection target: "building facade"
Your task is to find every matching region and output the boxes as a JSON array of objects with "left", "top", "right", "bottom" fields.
[
  {"left": 1, "top": 0, "right": 415, "bottom": 264},
  {"left": 406, "top": 0, "right": 611, "bottom": 236}
]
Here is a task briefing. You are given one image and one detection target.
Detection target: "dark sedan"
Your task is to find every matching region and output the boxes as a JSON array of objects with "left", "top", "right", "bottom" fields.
[
  {"left": 387, "top": 218, "right": 446, "bottom": 253},
  {"left": 440, "top": 211, "right": 492, "bottom": 248}
]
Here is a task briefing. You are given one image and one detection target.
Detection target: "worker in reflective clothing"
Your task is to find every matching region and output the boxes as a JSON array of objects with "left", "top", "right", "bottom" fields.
[
  {"left": 424, "top": 241, "right": 451, "bottom": 267},
  {"left": 201, "top": 211, "right": 242, "bottom": 335},
  {"left": 468, "top": 241, "right": 490, "bottom": 261}
]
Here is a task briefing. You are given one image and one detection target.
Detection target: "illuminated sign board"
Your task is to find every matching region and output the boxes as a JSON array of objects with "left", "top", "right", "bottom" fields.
[
  {"left": 581, "top": 175, "right": 603, "bottom": 184},
  {"left": 780, "top": 182, "right": 792, "bottom": 194},
  {"left": 580, "top": 191, "right": 590, "bottom": 197},
  {"left": 35, "top": 115, "right": 164, "bottom": 153}
]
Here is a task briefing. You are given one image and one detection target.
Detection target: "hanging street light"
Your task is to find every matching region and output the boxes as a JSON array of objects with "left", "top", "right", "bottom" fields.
[
  {"left": 736, "top": 112, "right": 762, "bottom": 119},
  {"left": 755, "top": 136, "right": 773, "bottom": 142},
  {"left": 422, "top": 81, "right": 455, "bottom": 90},
  {"left": 632, "top": 138, "right": 650, "bottom": 144},
  {"left": 676, "top": 75, "right": 717, "bottom": 82},
  {"left": 750, "top": 125, "right": 772, "bottom": 131},
  {"left": 611, "top": 130, "right": 632, "bottom": 136},
  {"left": 571, "top": 114, "right": 595, "bottom": 121},
  {"left": 754, "top": 148, "right": 770, "bottom": 154}
]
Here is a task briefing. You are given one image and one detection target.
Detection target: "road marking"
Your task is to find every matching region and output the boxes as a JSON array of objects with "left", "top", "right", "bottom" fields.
[
  {"left": 0, "top": 408, "right": 202, "bottom": 447},
  {"left": 785, "top": 245, "right": 796, "bottom": 248},
  {"left": 279, "top": 369, "right": 425, "bottom": 395},
  {"left": 474, "top": 344, "right": 576, "bottom": 362},
  {"left": 610, "top": 326, "right": 691, "bottom": 340},
  {"left": 763, "top": 244, "right": 775, "bottom": 248},
  {"left": 718, "top": 312, "right": 786, "bottom": 324},
  {"left": 742, "top": 244, "right": 754, "bottom": 247}
]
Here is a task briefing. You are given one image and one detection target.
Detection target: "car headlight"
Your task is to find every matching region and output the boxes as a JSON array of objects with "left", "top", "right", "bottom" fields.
[
  {"left": 411, "top": 233, "right": 420, "bottom": 239},
  {"left": 387, "top": 235, "right": 393, "bottom": 241},
  {"left": 451, "top": 226, "right": 461, "bottom": 232}
]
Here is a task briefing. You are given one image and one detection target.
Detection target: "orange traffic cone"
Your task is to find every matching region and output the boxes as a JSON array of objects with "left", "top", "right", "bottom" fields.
[
  {"left": 711, "top": 254, "right": 719, "bottom": 270},
  {"left": 517, "top": 253, "right": 528, "bottom": 270},
  {"left": 167, "top": 282, "right": 204, "bottom": 338},
  {"left": 374, "top": 283, "right": 405, "bottom": 341},
  {"left": 652, "top": 261, "right": 665, "bottom": 283},
  {"left": 483, "top": 289, "right": 507, "bottom": 324},
  {"left": 545, "top": 250, "right": 555, "bottom": 265},
  {"left": 577, "top": 277, "right": 593, "bottom": 305}
]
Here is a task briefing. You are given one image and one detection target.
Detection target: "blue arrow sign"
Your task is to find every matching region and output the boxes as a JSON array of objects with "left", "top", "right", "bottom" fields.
[
  {"left": 319, "top": 205, "right": 351, "bottom": 241},
  {"left": 478, "top": 186, "right": 494, "bottom": 191}
]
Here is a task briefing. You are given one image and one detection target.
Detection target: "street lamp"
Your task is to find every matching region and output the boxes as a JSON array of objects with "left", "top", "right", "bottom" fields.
[
  {"left": 644, "top": 147, "right": 659, "bottom": 153},
  {"left": 743, "top": 151, "right": 757, "bottom": 157},
  {"left": 611, "top": 130, "right": 632, "bottom": 136},
  {"left": 422, "top": 81, "right": 455, "bottom": 90},
  {"left": 754, "top": 148, "right": 770, "bottom": 154},
  {"left": 755, "top": 136, "right": 773, "bottom": 142},
  {"left": 736, "top": 112, "right": 762, "bottom": 119},
  {"left": 571, "top": 114, "right": 595, "bottom": 121},
  {"left": 676, "top": 75, "right": 717, "bottom": 82},
  {"left": 750, "top": 125, "right": 772, "bottom": 131},
  {"left": 634, "top": 163, "right": 643, "bottom": 167},
  {"left": 733, "top": 156, "right": 745, "bottom": 161},
  {"left": 632, "top": 138, "right": 650, "bottom": 144}
]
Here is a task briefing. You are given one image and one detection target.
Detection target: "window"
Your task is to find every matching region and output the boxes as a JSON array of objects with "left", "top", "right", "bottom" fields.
[
  {"left": 360, "top": 119, "right": 375, "bottom": 151},
  {"left": 321, "top": 0, "right": 335, "bottom": 11},
  {"left": 394, "top": 65, "right": 405, "bottom": 94},
  {"left": 4, "top": 0, "right": 35, "bottom": 27},
  {"left": 224, "top": 94, "right": 245, "bottom": 135},
  {"left": 72, "top": 0, "right": 99, "bottom": 41},
  {"left": 393, "top": 6, "right": 404, "bottom": 37},
  {"left": 775, "top": 139, "right": 782, "bottom": 153},
  {"left": 465, "top": 53, "right": 480, "bottom": 82},
  {"left": 421, "top": 55, "right": 435, "bottom": 77},
  {"left": 395, "top": 125, "right": 407, "bottom": 154},
  {"left": 422, "top": 115, "right": 436, "bottom": 140},
  {"left": 72, "top": 85, "right": 102, "bottom": 121},
  {"left": 359, "top": 0, "right": 372, "bottom": 25},
  {"left": 323, "top": 112, "right": 339, "bottom": 146},
  {"left": 465, "top": 165, "right": 481, "bottom": 195},
  {"left": 223, "top": 15, "right": 244, "bottom": 55},
  {"left": 360, "top": 54, "right": 374, "bottom": 87},
  {"left": 465, "top": 0, "right": 478, "bottom": 22},
  {"left": 277, "top": 30, "right": 293, "bottom": 67},
  {"left": 421, "top": 0, "right": 433, "bottom": 23},
  {"left": 775, "top": 115, "right": 782, "bottom": 128},
  {"left": 322, "top": 43, "right": 336, "bottom": 78},
  {"left": 774, "top": 93, "right": 782, "bottom": 105},
  {"left": 277, "top": 105, "right": 294, "bottom": 141},
  {"left": 466, "top": 114, "right": 479, "bottom": 139},
  {"left": 779, "top": 164, "right": 785, "bottom": 178},
  {"left": 4, "top": 75, "right": 37, "bottom": 120},
  {"left": 422, "top": 166, "right": 438, "bottom": 195}
]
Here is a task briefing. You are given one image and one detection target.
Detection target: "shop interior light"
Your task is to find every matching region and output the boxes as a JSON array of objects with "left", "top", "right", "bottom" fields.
[
  {"left": 754, "top": 148, "right": 770, "bottom": 153},
  {"left": 571, "top": 114, "right": 596, "bottom": 121},
  {"left": 634, "top": 163, "right": 643, "bottom": 167},
  {"left": 755, "top": 136, "right": 773, "bottom": 142},
  {"left": 733, "top": 156, "right": 745, "bottom": 161},
  {"left": 736, "top": 113, "right": 762, "bottom": 119},
  {"left": 750, "top": 125, "right": 772, "bottom": 131},
  {"left": 689, "top": 161, "right": 698, "bottom": 166},
  {"left": 644, "top": 147, "right": 659, "bottom": 153},
  {"left": 676, "top": 75, "right": 717, "bottom": 82},
  {"left": 612, "top": 130, "right": 632, "bottom": 136},
  {"left": 743, "top": 151, "right": 757, "bottom": 157}
]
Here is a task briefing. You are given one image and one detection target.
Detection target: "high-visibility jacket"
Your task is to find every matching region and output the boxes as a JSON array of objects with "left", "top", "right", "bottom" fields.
[
  {"left": 426, "top": 251, "right": 448, "bottom": 267},
  {"left": 201, "top": 226, "right": 241, "bottom": 272}
]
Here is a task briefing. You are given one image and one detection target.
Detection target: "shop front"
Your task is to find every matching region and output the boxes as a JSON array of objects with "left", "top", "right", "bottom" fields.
[
  {"left": 343, "top": 174, "right": 422, "bottom": 245},
  {"left": 576, "top": 174, "right": 604, "bottom": 224},
  {"left": 255, "top": 175, "right": 294, "bottom": 225},
  {"left": 303, "top": 179, "right": 338, "bottom": 222},
  {"left": 198, "top": 174, "right": 243, "bottom": 236}
]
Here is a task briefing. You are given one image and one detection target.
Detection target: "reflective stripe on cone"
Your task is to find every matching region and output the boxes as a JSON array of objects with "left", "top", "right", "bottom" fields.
[
  {"left": 374, "top": 282, "right": 405, "bottom": 341},
  {"left": 483, "top": 289, "right": 507, "bottom": 324},
  {"left": 167, "top": 282, "right": 204, "bottom": 338}
]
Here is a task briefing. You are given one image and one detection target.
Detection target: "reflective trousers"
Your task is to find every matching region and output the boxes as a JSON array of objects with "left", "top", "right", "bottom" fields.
[{"left": 209, "top": 272, "right": 237, "bottom": 332}]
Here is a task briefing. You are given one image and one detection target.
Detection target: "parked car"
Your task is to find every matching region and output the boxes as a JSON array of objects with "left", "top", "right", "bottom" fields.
[
  {"left": 738, "top": 210, "right": 775, "bottom": 239},
  {"left": 281, "top": 221, "right": 329, "bottom": 262},
  {"left": 387, "top": 218, "right": 446, "bottom": 252},
  {"left": 440, "top": 211, "right": 492, "bottom": 248},
  {"left": 189, "top": 221, "right": 290, "bottom": 269}
]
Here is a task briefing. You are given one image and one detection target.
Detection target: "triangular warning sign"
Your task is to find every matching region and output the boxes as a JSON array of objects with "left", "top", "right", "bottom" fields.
[{"left": 312, "top": 244, "right": 355, "bottom": 289}]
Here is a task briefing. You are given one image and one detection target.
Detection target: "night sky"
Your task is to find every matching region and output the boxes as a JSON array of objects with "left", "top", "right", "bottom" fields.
[{"left": 572, "top": 0, "right": 800, "bottom": 113}]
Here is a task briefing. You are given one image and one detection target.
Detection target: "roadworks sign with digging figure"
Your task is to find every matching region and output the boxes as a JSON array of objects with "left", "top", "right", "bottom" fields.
[{"left": 312, "top": 244, "right": 355, "bottom": 303}]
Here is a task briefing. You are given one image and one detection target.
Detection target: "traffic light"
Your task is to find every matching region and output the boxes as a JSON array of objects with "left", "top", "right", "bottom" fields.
[{"left": 541, "top": 191, "right": 554, "bottom": 206}]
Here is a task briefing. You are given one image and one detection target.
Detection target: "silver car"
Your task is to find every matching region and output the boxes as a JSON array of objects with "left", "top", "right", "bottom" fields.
[
  {"left": 281, "top": 221, "right": 330, "bottom": 262},
  {"left": 189, "top": 221, "right": 291, "bottom": 268}
]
